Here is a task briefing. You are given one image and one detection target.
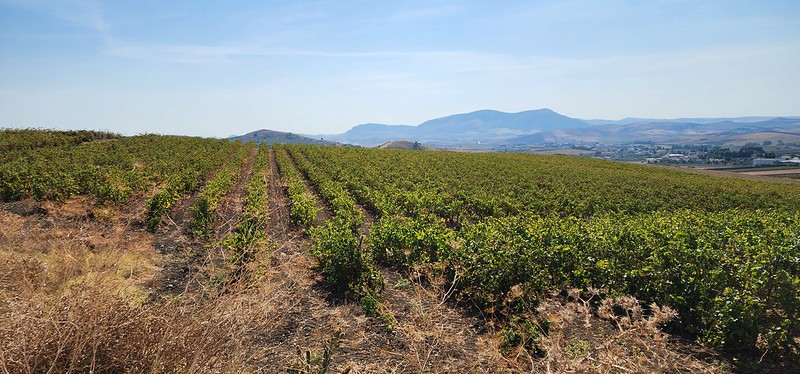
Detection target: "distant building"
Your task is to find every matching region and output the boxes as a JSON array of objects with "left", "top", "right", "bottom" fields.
[
  {"left": 660, "top": 153, "right": 692, "bottom": 162},
  {"left": 753, "top": 158, "right": 780, "bottom": 166}
]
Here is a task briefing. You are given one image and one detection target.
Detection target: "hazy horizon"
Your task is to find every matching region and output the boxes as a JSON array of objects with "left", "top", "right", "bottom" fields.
[{"left": 2, "top": 0, "right": 798, "bottom": 137}]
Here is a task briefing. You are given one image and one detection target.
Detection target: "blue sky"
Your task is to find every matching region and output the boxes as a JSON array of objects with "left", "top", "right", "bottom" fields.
[{"left": 1, "top": 0, "right": 798, "bottom": 137}]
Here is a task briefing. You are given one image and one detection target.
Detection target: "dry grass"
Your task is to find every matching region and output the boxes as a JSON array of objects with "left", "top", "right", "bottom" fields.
[
  {"left": 0, "top": 200, "right": 281, "bottom": 373},
  {"left": 0, "top": 281, "right": 257, "bottom": 373},
  {"left": 529, "top": 288, "right": 727, "bottom": 373}
]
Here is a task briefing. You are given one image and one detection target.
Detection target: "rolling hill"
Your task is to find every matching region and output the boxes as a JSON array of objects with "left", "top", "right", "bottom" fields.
[
  {"left": 231, "top": 129, "right": 338, "bottom": 146},
  {"left": 376, "top": 140, "right": 438, "bottom": 150},
  {"left": 506, "top": 117, "right": 800, "bottom": 146}
]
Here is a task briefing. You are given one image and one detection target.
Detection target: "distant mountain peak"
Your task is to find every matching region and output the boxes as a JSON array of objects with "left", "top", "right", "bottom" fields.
[
  {"left": 230, "top": 129, "right": 338, "bottom": 146},
  {"left": 325, "top": 108, "right": 587, "bottom": 146}
]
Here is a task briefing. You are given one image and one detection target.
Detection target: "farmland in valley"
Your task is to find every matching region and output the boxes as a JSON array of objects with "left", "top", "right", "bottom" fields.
[{"left": 1, "top": 129, "right": 798, "bottom": 373}]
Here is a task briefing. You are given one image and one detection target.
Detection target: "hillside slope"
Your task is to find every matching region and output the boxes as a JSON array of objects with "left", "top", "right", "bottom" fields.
[
  {"left": 232, "top": 129, "right": 338, "bottom": 146},
  {"left": 507, "top": 117, "right": 800, "bottom": 145},
  {"left": 376, "top": 140, "right": 438, "bottom": 150}
]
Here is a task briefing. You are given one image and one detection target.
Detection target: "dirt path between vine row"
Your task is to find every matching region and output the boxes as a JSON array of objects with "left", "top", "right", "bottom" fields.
[
  {"left": 267, "top": 147, "right": 293, "bottom": 243},
  {"left": 251, "top": 147, "right": 346, "bottom": 369},
  {"left": 149, "top": 147, "right": 257, "bottom": 299},
  {"left": 148, "top": 181, "right": 208, "bottom": 298},
  {"left": 216, "top": 146, "right": 258, "bottom": 239},
  {"left": 249, "top": 146, "right": 501, "bottom": 372}
]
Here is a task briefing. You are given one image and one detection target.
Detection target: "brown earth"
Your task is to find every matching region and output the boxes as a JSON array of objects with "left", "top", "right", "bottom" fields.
[
  {"left": 217, "top": 146, "right": 259, "bottom": 238},
  {"left": 739, "top": 168, "right": 800, "bottom": 176}
]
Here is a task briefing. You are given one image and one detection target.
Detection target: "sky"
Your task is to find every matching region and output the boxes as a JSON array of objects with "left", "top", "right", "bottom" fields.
[{"left": 1, "top": 0, "right": 798, "bottom": 137}]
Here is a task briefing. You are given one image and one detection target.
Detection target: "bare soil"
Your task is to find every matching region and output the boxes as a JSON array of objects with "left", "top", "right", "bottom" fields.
[{"left": 739, "top": 168, "right": 800, "bottom": 176}]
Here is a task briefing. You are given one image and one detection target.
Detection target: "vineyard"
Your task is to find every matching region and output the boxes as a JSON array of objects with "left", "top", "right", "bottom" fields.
[{"left": 1, "top": 129, "right": 798, "bottom": 373}]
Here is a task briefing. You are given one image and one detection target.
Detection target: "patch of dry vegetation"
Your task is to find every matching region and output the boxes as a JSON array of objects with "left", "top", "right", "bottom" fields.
[
  {"left": 1, "top": 281, "right": 258, "bottom": 373},
  {"left": 0, "top": 200, "right": 270, "bottom": 373},
  {"left": 529, "top": 288, "right": 726, "bottom": 373}
]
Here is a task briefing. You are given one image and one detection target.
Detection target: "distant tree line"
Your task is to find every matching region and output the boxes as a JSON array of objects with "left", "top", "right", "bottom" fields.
[{"left": 706, "top": 145, "right": 774, "bottom": 160}]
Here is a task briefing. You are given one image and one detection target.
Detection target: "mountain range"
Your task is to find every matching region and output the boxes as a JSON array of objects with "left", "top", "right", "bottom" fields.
[
  {"left": 322, "top": 109, "right": 588, "bottom": 146},
  {"left": 233, "top": 109, "right": 800, "bottom": 148},
  {"left": 508, "top": 117, "right": 800, "bottom": 145}
]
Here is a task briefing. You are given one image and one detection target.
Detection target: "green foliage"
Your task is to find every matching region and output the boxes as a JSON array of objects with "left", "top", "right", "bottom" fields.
[
  {"left": 221, "top": 145, "right": 272, "bottom": 278},
  {"left": 290, "top": 144, "right": 800, "bottom": 356},
  {"left": 0, "top": 133, "right": 239, "bottom": 210},
  {"left": 189, "top": 144, "right": 252, "bottom": 239},
  {"left": 369, "top": 214, "right": 453, "bottom": 268},
  {"left": 242, "top": 146, "right": 270, "bottom": 221},
  {"left": 310, "top": 218, "right": 383, "bottom": 300},
  {"left": 287, "top": 146, "right": 363, "bottom": 232},
  {"left": 284, "top": 145, "right": 391, "bottom": 321},
  {"left": 451, "top": 211, "right": 800, "bottom": 354},
  {"left": 145, "top": 189, "right": 178, "bottom": 231},
  {"left": 289, "top": 145, "right": 800, "bottom": 220},
  {"left": 224, "top": 218, "right": 266, "bottom": 267},
  {"left": 289, "top": 195, "right": 318, "bottom": 229},
  {"left": 498, "top": 317, "right": 549, "bottom": 357},
  {"left": 0, "top": 128, "right": 119, "bottom": 163},
  {"left": 142, "top": 138, "right": 241, "bottom": 232},
  {"left": 274, "top": 144, "right": 319, "bottom": 229}
]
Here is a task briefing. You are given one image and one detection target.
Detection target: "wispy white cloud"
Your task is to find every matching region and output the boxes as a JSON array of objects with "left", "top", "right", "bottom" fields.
[
  {"left": 105, "top": 41, "right": 257, "bottom": 64},
  {"left": 102, "top": 38, "right": 513, "bottom": 65},
  {"left": 1, "top": 0, "right": 110, "bottom": 32}
]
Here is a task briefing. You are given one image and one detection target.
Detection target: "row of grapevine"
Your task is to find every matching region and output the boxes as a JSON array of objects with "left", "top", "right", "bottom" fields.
[
  {"left": 286, "top": 146, "right": 384, "bottom": 316},
  {"left": 272, "top": 144, "right": 318, "bottom": 228},
  {"left": 142, "top": 138, "right": 244, "bottom": 232},
  {"left": 1, "top": 129, "right": 119, "bottom": 162},
  {"left": 287, "top": 147, "right": 363, "bottom": 231},
  {"left": 0, "top": 134, "right": 239, "bottom": 209},
  {"left": 188, "top": 143, "right": 253, "bottom": 239},
  {"left": 293, "top": 146, "right": 800, "bottom": 222},
  {"left": 451, "top": 210, "right": 799, "bottom": 352},
  {"left": 291, "top": 145, "right": 800, "bottom": 356},
  {"left": 224, "top": 145, "right": 271, "bottom": 270}
]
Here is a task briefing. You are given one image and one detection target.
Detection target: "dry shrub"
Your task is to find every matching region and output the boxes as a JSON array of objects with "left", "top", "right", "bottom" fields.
[
  {"left": 530, "top": 289, "right": 726, "bottom": 373},
  {"left": 0, "top": 275, "right": 261, "bottom": 373}
]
